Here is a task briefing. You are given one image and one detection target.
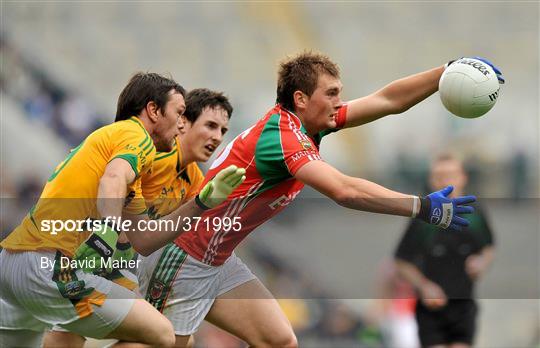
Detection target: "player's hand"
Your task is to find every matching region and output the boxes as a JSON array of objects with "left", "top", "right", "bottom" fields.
[
  {"left": 471, "top": 56, "right": 505, "bottom": 84},
  {"left": 74, "top": 220, "right": 119, "bottom": 273},
  {"left": 418, "top": 186, "right": 476, "bottom": 230},
  {"left": 446, "top": 57, "right": 505, "bottom": 84},
  {"left": 465, "top": 254, "right": 485, "bottom": 280},
  {"left": 196, "top": 165, "right": 246, "bottom": 209},
  {"left": 420, "top": 281, "right": 447, "bottom": 309}
]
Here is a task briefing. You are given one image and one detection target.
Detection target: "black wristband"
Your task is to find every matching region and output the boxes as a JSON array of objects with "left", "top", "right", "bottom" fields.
[
  {"left": 116, "top": 241, "right": 132, "bottom": 250},
  {"left": 85, "top": 233, "right": 114, "bottom": 258},
  {"left": 195, "top": 195, "right": 211, "bottom": 210},
  {"left": 417, "top": 197, "right": 431, "bottom": 222}
]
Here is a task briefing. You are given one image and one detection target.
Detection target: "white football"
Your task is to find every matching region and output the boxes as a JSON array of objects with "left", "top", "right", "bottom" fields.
[{"left": 439, "top": 58, "right": 501, "bottom": 118}]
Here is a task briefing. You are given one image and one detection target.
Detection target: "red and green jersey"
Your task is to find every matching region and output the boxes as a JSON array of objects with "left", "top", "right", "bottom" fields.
[{"left": 176, "top": 104, "right": 348, "bottom": 265}]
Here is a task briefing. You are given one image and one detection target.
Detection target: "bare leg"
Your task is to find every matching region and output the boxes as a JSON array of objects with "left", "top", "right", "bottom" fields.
[
  {"left": 205, "top": 279, "right": 297, "bottom": 347},
  {"left": 42, "top": 330, "right": 86, "bottom": 348},
  {"left": 104, "top": 299, "right": 175, "bottom": 347}
]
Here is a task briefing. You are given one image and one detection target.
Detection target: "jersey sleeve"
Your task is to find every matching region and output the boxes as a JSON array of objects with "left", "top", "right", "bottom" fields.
[
  {"left": 316, "top": 103, "right": 349, "bottom": 139},
  {"left": 255, "top": 112, "right": 324, "bottom": 179},
  {"left": 185, "top": 164, "right": 205, "bottom": 200},
  {"left": 110, "top": 125, "right": 156, "bottom": 178}
]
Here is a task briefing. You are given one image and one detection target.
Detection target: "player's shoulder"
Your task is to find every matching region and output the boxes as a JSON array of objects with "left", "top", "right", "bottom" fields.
[
  {"left": 110, "top": 117, "right": 149, "bottom": 135},
  {"left": 89, "top": 117, "right": 148, "bottom": 141}
]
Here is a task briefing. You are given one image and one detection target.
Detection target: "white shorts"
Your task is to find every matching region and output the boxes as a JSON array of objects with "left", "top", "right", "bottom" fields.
[
  {"left": 0, "top": 250, "right": 135, "bottom": 339},
  {"left": 137, "top": 243, "right": 256, "bottom": 335},
  {"left": 51, "top": 269, "right": 139, "bottom": 334}
]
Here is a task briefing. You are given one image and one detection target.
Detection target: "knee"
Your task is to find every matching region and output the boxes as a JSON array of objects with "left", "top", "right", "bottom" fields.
[
  {"left": 257, "top": 329, "right": 298, "bottom": 348},
  {"left": 147, "top": 319, "right": 175, "bottom": 347},
  {"left": 42, "top": 331, "right": 85, "bottom": 348},
  {"left": 277, "top": 331, "right": 298, "bottom": 348}
]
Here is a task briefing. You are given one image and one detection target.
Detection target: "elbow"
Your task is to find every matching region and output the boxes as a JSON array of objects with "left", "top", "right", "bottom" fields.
[
  {"left": 332, "top": 187, "right": 356, "bottom": 208},
  {"left": 129, "top": 237, "right": 154, "bottom": 257},
  {"left": 389, "top": 100, "right": 412, "bottom": 115},
  {"left": 133, "top": 244, "right": 153, "bottom": 257}
]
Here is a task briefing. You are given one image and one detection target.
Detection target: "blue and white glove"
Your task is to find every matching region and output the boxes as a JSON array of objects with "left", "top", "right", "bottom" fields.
[
  {"left": 471, "top": 56, "right": 505, "bottom": 84},
  {"left": 417, "top": 186, "right": 476, "bottom": 230},
  {"left": 446, "top": 57, "right": 505, "bottom": 84}
]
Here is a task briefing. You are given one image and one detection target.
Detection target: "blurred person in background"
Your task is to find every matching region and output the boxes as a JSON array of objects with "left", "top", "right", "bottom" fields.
[
  {"left": 366, "top": 259, "right": 419, "bottom": 348},
  {"left": 395, "top": 153, "right": 495, "bottom": 348},
  {"left": 136, "top": 51, "right": 493, "bottom": 347},
  {"left": 42, "top": 88, "right": 234, "bottom": 347}
]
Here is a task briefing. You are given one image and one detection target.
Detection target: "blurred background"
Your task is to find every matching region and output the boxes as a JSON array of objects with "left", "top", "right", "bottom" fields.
[{"left": 1, "top": 2, "right": 538, "bottom": 347}]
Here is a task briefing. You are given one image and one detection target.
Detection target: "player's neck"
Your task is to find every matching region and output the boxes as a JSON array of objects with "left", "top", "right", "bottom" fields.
[
  {"left": 136, "top": 114, "right": 154, "bottom": 134},
  {"left": 177, "top": 136, "right": 194, "bottom": 169},
  {"left": 293, "top": 110, "right": 319, "bottom": 138}
]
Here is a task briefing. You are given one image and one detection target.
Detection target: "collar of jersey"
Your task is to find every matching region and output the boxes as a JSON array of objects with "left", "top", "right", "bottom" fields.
[
  {"left": 175, "top": 137, "right": 185, "bottom": 174},
  {"left": 277, "top": 104, "right": 310, "bottom": 137},
  {"left": 128, "top": 116, "right": 152, "bottom": 139}
]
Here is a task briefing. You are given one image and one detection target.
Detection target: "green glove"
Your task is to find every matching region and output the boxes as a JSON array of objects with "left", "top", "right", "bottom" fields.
[
  {"left": 74, "top": 220, "right": 119, "bottom": 273},
  {"left": 196, "top": 165, "right": 246, "bottom": 209}
]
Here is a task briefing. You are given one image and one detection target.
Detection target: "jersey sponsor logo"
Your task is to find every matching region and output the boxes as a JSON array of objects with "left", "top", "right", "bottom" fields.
[
  {"left": 268, "top": 190, "right": 301, "bottom": 210},
  {"left": 160, "top": 186, "right": 174, "bottom": 197},
  {"left": 291, "top": 150, "right": 313, "bottom": 163},
  {"left": 137, "top": 149, "right": 148, "bottom": 168},
  {"left": 147, "top": 205, "right": 161, "bottom": 220}
]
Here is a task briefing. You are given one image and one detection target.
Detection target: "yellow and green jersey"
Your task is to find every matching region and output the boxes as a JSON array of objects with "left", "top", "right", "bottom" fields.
[
  {"left": 142, "top": 137, "right": 204, "bottom": 219},
  {"left": 1, "top": 117, "right": 156, "bottom": 257}
]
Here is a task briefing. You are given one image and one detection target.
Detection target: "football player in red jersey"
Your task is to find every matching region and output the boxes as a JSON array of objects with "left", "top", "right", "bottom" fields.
[{"left": 138, "top": 52, "right": 499, "bottom": 347}]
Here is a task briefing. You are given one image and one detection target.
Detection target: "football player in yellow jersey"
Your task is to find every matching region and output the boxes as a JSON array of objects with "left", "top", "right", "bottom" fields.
[
  {"left": 44, "top": 88, "right": 234, "bottom": 348},
  {"left": 0, "top": 73, "right": 245, "bottom": 347},
  {"left": 144, "top": 88, "right": 232, "bottom": 219}
]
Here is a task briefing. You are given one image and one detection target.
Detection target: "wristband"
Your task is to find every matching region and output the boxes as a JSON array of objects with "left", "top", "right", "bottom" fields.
[
  {"left": 411, "top": 196, "right": 420, "bottom": 218},
  {"left": 116, "top": 241, "right": 132, "bottom": 250},
  {"left": 417, "top": 197, "right": 431, "bottom": 222},
  {"left": 195, "top": 195, "right": 211, "bottom": 210}
]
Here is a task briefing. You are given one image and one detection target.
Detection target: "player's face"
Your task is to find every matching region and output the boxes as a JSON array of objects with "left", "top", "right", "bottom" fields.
[
  {"left": 154, "top": 91, "right": 186, "bottom": 152},
  {"left": 303, "top": 73, "right": 343, "bottom": 134},
  {"left": 429, "top": 159, "right": 468, "bottom": 197},
  {"left": 182, "top": 106, "right": 229, "bottom": 162}
]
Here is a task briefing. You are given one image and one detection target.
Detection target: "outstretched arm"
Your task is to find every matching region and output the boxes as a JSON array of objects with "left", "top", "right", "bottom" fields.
[
  {"left": 295, "top": 160, "right": 475, "bottom": 229},
  {"left": 343, "top": 66, "right": 444, "bottom": 128},
  {"left": 295, "top": 160, "right": 416, "bottom": 216}
]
